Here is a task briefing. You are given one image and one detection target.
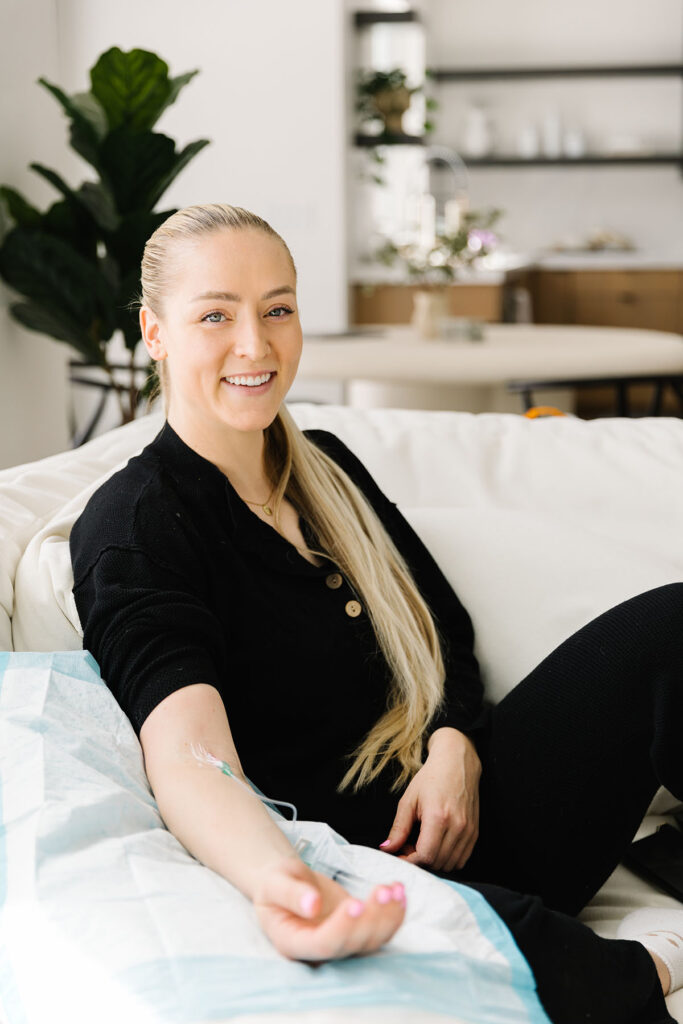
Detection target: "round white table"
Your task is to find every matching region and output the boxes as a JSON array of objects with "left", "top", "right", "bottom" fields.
[{"left": 296, "top": 324, "right": 683, "bottom": 413}]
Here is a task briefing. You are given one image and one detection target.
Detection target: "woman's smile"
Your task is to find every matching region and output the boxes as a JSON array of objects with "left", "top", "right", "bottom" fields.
[{"left": 221, "top": 371, "right": 277, "bottom": 395}]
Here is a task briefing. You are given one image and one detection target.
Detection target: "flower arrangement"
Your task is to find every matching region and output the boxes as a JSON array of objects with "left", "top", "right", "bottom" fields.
[{"left": 370, "top": 205, "right": 503, "bottom": 287}]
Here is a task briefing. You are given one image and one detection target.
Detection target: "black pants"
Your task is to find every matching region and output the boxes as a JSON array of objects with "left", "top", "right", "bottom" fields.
[{"left": 443, "top": 582, "right": 683, "bottom": 1024}]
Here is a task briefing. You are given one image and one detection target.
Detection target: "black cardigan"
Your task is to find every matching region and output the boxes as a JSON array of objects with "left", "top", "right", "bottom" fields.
[{"left": 70, "top": 421, "right": 488, "bottom": 847}]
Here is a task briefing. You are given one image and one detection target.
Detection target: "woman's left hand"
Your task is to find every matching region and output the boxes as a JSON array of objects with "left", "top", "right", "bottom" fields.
[{"left": 378, "top": 728, "right": 482, "bottom": 873}]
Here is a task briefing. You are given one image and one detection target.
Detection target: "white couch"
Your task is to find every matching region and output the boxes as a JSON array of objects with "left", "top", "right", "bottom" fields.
[{"left": 2, "top": 402, "right": 683, "bottom": 1020}]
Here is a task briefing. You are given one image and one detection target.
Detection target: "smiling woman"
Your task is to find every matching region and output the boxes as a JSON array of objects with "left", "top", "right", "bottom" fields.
[
  {"left": 139, "top": 221, "right": 303, "bottom": 461},
  {"left": 68, "top": 202, "right": 683, "bottom": 1024}
]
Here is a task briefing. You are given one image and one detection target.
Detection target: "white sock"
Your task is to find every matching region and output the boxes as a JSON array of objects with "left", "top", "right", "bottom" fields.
[{"left": 617, "top": 908, "right": 683, "bottom": 993}]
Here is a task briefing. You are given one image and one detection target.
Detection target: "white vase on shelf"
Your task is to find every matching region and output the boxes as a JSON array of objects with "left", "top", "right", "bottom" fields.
[
  {"left": 541, "top": 109, "right": 563, "bottom": 159},
  {"left": 461, "top": 104, "right": 494, "bottom": 158}
]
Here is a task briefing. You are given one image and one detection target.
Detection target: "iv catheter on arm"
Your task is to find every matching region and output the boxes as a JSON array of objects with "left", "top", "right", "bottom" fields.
[
  {"left": 191, "top": 744, "right": 372, "bottom": 899},
  {"left": 139, "top": 682, "right": 406, "bottom": 963}
]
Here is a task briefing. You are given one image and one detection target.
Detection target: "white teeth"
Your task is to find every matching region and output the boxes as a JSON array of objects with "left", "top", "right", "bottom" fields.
[{"left": 224, "top": 372, "right": 272, "bottom": 387}]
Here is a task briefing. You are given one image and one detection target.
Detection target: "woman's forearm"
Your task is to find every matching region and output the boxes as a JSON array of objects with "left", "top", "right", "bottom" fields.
[
  {"left": 149, "top": 758, "right": 299, "bottom": 899},
  {"left": 139, "top": 684, "right": 300, "bottom": 899}
]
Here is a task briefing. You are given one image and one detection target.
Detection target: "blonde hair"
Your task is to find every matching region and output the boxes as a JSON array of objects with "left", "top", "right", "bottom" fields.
[{"left": 140, "top": 204, "right": 448, "bottom": 793}]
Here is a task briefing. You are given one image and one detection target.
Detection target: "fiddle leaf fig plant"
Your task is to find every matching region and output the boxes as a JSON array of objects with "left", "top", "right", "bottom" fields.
[{"left": 0, "top": 46, "right": 210, "bottom": 426}]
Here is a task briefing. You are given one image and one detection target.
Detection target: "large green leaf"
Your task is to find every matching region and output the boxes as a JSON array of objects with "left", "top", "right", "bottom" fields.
[
  {"left": 90, "top": 48, "right": 174, "bottom": 132},
  {"left": 0, "top": 227, "right": 117, "bottom": 350},
  {"left": 145, "top": 138, "right": 210, "bottom": 210},
  {"left": 30, "top": 163, "right": 77, "bottom": 203},
  {"left": 98, "top": 129, "right": 177, "bottom": 212},
  {"left": 40, "top": 198, "right": 97, "bottom": 261},
  {"left": 77, "top": 182, "right": 119, "bottom": 232},
  {"left": 38, "top": 78, "right": 102, "bottom": 170},
  {"left": 69, "top": 91, "right": 108, "bottom": 139},
  {"left": 165, "top": 70, "right": 199, "bottom": 112},
  {"left": 29, "top": 165, "right": 119, "bottom": 235},
  {"left": 103, "top": 208, "right": 174, "bottom": 275},
  {"left": 10, "top": 301, "right": 105, "bottom": 362},
  {"left": 0, "top": 187, "right": 42, "bottom": 227}
]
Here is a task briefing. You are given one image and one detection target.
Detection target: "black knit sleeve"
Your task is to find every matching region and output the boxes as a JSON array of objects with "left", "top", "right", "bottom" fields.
[
  {"left": 70, "top": 476, "right": 226, "bottom": 735},
  {"left": 305, "top": 429, "right": 490, "bottom": 742}
]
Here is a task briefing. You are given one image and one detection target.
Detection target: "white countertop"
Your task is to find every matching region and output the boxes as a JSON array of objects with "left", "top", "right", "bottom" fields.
[
  {"left": 534, "top": 250, "right": 683, "bottom": 271},
  {"left": 299, "top": 324, "right": 683, "bottom": 386},
  {"left": 352, "top": 250, "right": 683, "bottom": 284}
]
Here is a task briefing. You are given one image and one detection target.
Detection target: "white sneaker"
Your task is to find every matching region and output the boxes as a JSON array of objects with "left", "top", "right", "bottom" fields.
[{"left": 617, "top": 908, "right": 683, "bottom": 994}]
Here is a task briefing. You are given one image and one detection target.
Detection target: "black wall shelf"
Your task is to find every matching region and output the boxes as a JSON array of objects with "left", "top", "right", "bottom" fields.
[
  {"left": 355, "top": 131, "right": 424, "bottom": 146},
  {"left": 429, "top": 64, "right": 683, "bottom": 81},
  {"left": 461, "top": 154, "right": 683, "bottom": 168},
  {"left": 354, "top": 11, "right": 419, "bottom": 27},
  {"left": 354, "top": 134, "right": 680, "bottom": 166}
]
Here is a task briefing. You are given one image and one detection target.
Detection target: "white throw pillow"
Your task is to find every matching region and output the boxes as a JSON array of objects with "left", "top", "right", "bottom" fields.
[{"left": 402, "top": 506, "right": 683, "bottom": 704}]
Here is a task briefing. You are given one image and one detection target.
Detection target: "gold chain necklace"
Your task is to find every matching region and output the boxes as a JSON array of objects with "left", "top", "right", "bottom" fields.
[{"left": 242, "top": 485, "right": 276, "bottom": 517}]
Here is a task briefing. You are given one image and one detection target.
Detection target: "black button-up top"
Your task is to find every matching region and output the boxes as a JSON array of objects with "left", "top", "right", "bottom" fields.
[{"left": 70, "top": 421, "right": 487, "bottom": 847}]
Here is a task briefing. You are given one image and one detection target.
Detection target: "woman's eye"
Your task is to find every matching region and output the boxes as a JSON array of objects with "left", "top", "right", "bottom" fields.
[
  {"left": 267, "top": 305, "right": 294, "bottom": 319},
  {"left": 201, "top": 311, "right": 226, "bottom": 323}
]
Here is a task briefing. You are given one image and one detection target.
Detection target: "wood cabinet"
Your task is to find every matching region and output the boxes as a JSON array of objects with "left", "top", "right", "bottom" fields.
[
  {"left": 351, "top": 281, "right": 508, "bottom": 324},
  {"left": 530, "top": 269, "right": 683, "bottom": 333},
  {"left": 528, "top": 269, "right": 683, "bottom": 415}
]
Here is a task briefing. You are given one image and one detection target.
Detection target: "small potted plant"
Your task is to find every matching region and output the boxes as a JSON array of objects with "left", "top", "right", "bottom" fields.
[
  {"left": 356, "top": 67, "right": 437, "bottom": 138},
  {"left": 356, "top": 68, "right": 415, "bottom": 135}
]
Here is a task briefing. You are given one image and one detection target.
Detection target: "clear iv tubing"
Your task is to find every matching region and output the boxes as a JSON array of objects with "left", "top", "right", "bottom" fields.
[
  {"left": 191, "top": 745, "right": 371, "bottom": 897},
  {"left": 191, "top": 744, "right": 298, "bottom": 820}
]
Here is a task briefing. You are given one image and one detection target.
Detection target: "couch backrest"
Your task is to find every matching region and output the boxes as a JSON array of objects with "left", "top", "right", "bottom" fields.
[{"left": 2, "top": 405, "right": 683, "bottom": 708}]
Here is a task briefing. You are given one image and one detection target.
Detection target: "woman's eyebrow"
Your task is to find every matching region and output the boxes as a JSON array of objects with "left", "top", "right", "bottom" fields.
[{"left": 190, "top": 286, "right": 295, "bottom": 302}]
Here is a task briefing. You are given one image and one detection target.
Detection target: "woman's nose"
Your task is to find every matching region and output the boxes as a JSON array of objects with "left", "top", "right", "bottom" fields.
[{"left": 232, "top": 313, "right": 270, "bottom": 360}]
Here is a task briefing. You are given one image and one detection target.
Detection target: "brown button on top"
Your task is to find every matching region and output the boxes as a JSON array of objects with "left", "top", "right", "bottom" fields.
[
  {"left": 326, "top": 572, "right": 343, "bottom": 590},
  {"left": 345, "top": 599, "right": 362, "bottom": 618}
]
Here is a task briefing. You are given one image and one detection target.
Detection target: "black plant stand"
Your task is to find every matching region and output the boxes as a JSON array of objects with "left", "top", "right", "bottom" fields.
[{"left": 68, "top": 360, "right": 153, "bottom": 447}]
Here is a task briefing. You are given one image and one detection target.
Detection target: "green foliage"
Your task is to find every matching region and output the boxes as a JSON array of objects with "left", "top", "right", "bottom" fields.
[{"left": 0, "top": 46, "right": 210, "bottom": 419}]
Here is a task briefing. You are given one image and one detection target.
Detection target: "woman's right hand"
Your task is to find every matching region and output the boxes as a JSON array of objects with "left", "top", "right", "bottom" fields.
[{"left": 252, "top": 856, "right": 406, "bottom": 962}]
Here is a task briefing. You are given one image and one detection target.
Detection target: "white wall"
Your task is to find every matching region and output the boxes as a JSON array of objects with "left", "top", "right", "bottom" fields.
[{"left": 0, "top": 0, "right": 71, "bottom": 469}]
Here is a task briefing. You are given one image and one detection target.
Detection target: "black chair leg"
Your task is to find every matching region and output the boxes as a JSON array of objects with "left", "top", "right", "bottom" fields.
[
  {"left": 647, "top": 383, "right": 664, "bottom": 417},
  {"left": 616, "top": 382, "right": 628, "bottom": 417},
  {"left": 669, "top": 379, "right": 683, "bottom": 416}
]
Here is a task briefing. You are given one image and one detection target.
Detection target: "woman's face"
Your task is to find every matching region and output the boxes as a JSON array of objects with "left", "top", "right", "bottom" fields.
[{"left": 141, "top": 227, "right": 302, "bottom": 440}]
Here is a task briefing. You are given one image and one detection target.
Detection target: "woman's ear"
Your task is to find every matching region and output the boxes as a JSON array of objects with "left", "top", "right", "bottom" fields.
[{"left": 140, "top": 307, "right": 167, "bottom": 361}]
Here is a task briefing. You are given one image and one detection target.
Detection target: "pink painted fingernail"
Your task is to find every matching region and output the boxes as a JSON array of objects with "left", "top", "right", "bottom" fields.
[
  {"left": 300, "top": 890, "right": 317, "bottom": 915},
  {"left": 347, "top": 899, "right": 364, "bottom": 918},
  {"left": 379, "top": 840, "right": 391, "bottom": 849},
  {"left": 376, "top": 886, "right": 392, "bottom": 904},
  {"left": 392, "top": 883, "right": 405, "bottom": 903}
]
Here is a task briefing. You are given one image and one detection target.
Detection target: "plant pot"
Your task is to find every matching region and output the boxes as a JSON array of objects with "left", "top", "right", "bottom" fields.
[
  {"left": 411, "top": 288, "right": 449, "bottom": 340},
  {"left": 372, "top": 86, "right": 412, "bottom": 135}
]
